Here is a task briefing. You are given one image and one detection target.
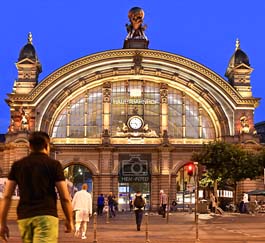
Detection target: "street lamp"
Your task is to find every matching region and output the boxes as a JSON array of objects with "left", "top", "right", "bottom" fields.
[{"left": 194, "top": 161, "right": 199, "bottom": 241}]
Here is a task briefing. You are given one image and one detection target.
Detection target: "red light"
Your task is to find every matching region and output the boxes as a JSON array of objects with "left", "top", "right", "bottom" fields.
[{"left": 187, "top": 164, "right": 194, "bottom": 176}]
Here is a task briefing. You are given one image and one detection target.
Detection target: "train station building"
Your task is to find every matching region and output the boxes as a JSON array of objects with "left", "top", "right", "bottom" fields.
[{"left": 0, "top": 7, "right": 262, "bottom": 211}]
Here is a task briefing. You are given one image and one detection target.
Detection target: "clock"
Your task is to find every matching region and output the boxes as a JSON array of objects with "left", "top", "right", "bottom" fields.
[{"left": 128, "top": 116, "right": 144, "bottom": 130}]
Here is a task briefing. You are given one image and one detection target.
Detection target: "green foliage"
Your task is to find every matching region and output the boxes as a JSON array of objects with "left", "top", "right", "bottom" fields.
[
  {"left": 192, "top": 141, "right": 260, "bottom": 188},
  {"left": 256, "top": 147, "right": 265, "bottom": 174}
]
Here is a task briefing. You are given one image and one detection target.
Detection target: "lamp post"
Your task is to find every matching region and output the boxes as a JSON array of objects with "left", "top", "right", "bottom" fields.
[
  {"left": 194, "top": 161, "right": 199, "bottom": 241},
  {"left": 167, "top": 169, "right": 172, "bottom": 223}
]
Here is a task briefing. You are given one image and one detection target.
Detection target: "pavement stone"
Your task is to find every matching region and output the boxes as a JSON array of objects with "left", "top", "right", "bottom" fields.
[{"left": 4, "top": 212, "right": 264, "bottom": 243}]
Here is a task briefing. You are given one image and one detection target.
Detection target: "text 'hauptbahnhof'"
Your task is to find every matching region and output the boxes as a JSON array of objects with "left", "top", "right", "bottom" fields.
[{"left": 0, "top": 7, "right": 264, "bottom": 216}]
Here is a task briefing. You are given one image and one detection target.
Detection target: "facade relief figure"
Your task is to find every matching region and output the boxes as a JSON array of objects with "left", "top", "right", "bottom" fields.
[
  {"left": 126, "top": 7, "right": 147, "bottom": 40},
  {"left": 240, "top": 115, "right": 250, "bottom": 134},
  {"left": 20, "top": 108, "right": 29, "bottom": 130},
  {"left": 122, "top": 123, "right": 129, "bottom": 133},
  {"left": 115, "top": 122, "right": 158, "bottom": 138}
]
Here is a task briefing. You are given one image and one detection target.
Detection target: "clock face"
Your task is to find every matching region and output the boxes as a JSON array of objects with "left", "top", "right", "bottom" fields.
[{"left": 128, "top": 116, "right": 143, "bottom": 130}]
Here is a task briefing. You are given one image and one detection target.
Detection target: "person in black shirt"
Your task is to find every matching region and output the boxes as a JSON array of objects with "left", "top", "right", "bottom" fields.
[{"left": 0, "top": 131, "right": 74, "bottom": 243}]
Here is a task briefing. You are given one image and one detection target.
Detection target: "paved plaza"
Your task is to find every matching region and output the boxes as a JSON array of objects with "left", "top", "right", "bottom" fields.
[{"left": 4, "top": 212, "right": 265, "bottom": 243}]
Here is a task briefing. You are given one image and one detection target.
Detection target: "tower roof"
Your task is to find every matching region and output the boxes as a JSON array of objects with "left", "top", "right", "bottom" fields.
[
  {"left": 18, "top": 32, "right": 38, "bottom": 61},
  {"left": 228, "top": 39, "right": 250, "bottom": 68}
]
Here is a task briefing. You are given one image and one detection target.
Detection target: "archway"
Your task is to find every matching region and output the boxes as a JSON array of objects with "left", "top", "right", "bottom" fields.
[{"left": 63, "top": 164, "right": 93, "bottom": 198}]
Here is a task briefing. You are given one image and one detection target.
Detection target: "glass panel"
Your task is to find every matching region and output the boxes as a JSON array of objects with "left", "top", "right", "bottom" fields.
[
  {"left": 168, "top": 87, "right": 215, "bottom": 139},
  {"left": 185, "top": 97, "right": 199, "bottom": 138},
  {"left": 52, "top": 109, "right": 67, "bottom": 137},
  {"left": 69, "top": 98, "right": 85, "bottom": 137},
  {"left": 168, "top": 89, "right": 183, "bottom": 138},
  {"left": 86, "top": 87, "right": 102, "bottom": 137},
  {"left": 202, "top": 110, "right": 215, "bottom": 138},
  {"left": 52, "top": 86, "right": 102, "bottom": 138}
]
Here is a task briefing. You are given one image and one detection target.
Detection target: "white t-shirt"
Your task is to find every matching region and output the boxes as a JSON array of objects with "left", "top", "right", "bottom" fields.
[{"left": 72, "top": 189, "right": 92, "bottom": 214}]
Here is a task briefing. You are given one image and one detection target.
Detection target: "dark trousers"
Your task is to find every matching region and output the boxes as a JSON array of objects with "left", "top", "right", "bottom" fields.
[
  {"left": 97, "top": 205, "right": 104, "bottom": 215},
  {"left": 135, "top": 209, "right": 143, "bottom": 230},
  {"left": 162, "top": 204, "right": 167, "bottom": 218},
  {"left": 109, "top": 204, "right": 116, "bottom": 217}
]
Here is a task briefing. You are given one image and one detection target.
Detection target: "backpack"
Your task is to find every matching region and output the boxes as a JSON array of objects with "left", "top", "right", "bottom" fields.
[{"left": 134, "top": 195, "right": 145, "bottom": 208}]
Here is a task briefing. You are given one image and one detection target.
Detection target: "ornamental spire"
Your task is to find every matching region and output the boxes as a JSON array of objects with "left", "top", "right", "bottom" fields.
[
  {"left": 27, "top": 32, "right": 33, "bottom": 44},
  {"left": 235, "top": 38, "right": 240, "bottom": 50}
]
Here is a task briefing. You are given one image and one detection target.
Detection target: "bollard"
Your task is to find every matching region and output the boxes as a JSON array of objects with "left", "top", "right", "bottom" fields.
[
  {"left": 145, "top": 213, "right": 151, "bottom": 243},
  {"left": 106, "top": 206, "right": 110, "bottom": 224},
  {"left": 93, "top": 212, "right": 98, "bottom": 243}
]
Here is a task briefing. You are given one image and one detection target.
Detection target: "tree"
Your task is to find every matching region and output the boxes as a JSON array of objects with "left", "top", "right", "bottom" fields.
[
  {"left": 192, "top": 141, "right": 259, "bottom": 203},
  {"left": 256, "top": 147, "right": 265, "bottom": 177}
]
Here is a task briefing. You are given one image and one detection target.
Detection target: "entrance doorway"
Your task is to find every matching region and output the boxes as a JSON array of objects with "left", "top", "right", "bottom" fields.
[
  {"left": 118, "top": 182, "right": 150, "bottom": 211},
  {"left": 63, "top": 164, "right": 92, "bottom": 198}
]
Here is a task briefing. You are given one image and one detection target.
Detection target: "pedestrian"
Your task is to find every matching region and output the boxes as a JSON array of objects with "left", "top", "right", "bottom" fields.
[
  {"left": 132, "top": 191, "right": 146, "bottom": 231},
  {"left": 72, "top": 183, "right": 92, "bottom": 240},
  {"left": 97, "top": 193, "right": 105, "bottom": 216},
  {"left": 107, "top": 192, "right": 116, "bottom": 218},
  {"left": 0, "top": 131, "right": 74, "bottom": 243},
  {"left": 129, "top": 199, "right": 133, "bottom": 212},
  {"left": 210, "top": 192, "right": 217, "bottom": 213},
  {"left": 160, "top": 190, "right": 168, "bottom": 218}
]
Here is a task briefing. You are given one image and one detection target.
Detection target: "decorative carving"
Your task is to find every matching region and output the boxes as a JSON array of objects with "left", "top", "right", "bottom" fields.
[
  {"left": 133, "top": 52, "right": 142, "bottom": 74},
  {"left": 162, "top": 130, "right": 170, "bottom": 145},
  {"left": 115, "top": 121, "right": 158, "bottom": 138},
  {"left": 240, "top": 115, "right": 250, "bottom": 134},
  {"left": 103, "top": 82, "right": 111, "bottom": 103},
  {"left": 160, "top": 83, "right": 168, "bottom": 104},
  {"left": 103, "top": 81, "right": 111, "bottom": 89},
  {"left": 102, "top": 129, "right": 110, "bottom": 145},
  {"left": 133, "top": 53, "right": 142, "bottom": 66},
  {"left": 125, "top": 7, "right": 147, "bottom": 40},
  {"left": 20, "top": 108, "right": 29, "bottom": 131}
]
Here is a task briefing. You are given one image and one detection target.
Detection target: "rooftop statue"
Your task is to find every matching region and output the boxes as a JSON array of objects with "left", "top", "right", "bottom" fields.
[{"left": 126, "top": 7, "right": 147, "bottom": 40}]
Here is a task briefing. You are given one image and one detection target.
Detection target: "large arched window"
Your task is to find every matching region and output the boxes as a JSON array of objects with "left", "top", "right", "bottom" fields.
[
  {"left": 168, "top": 87, "right": 215, "bottom": 139},
  {"left": 51, "top": 82, "right": 215, "bottom": 139},
  {"left": 52, "top": 86, "right": 102, "bottom": 138},
  {"left": 111, "top": 80, "right": 160, "bottom": 136}
]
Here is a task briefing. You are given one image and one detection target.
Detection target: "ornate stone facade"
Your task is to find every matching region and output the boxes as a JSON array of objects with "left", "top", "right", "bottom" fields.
[{"left": 0, "top": 15, "right": 262, "bottom": 214}]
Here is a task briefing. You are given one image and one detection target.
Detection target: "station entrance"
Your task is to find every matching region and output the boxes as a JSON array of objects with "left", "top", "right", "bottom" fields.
[
  {"left": 118, "top": 182, "right": 150, "bottom": 211},
  {"left": 118, "top": 154, "right": 151, "bottom": 211},
  {"left": 63, "top": 164, "right": 93, "bottom": 198}
]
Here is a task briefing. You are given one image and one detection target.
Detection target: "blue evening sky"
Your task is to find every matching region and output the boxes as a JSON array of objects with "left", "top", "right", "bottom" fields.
[{"left": 0, "top": 0, "right": 264, "bottom": 133}]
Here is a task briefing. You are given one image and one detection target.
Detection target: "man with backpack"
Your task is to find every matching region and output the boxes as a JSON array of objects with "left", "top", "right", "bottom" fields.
[{"left": 132, "top": 191, "right": 146, "bottom": 231}]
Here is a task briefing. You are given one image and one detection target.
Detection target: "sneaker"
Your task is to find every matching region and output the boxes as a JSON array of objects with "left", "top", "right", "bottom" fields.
[{"left": 81, "top": 235, "right": 87, "bottom": 240}]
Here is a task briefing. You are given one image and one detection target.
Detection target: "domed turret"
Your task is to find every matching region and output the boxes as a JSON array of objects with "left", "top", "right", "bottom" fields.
[
  {"left": 18, "top": 32, "right": 38, "bottom": 61},
  {"left": 226, "top": 39, "right": 250, "bottom": 71},
  {"left": 13, "top": 32, "right": 42, "bottom": 95},
  {"left": 225, "top": 39, "right": 253, "bottom": 98}
]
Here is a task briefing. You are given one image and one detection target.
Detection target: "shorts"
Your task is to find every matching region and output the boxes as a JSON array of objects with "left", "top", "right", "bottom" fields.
[
  {"left": 17, "top": 215, "right": 58, "bottom": 243},
  {"left": 75, "top": 210, "right": 89, "bottom": 222}
]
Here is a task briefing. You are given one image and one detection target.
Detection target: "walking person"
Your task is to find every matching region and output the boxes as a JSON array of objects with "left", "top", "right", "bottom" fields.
[
  {"left": 160, "top": 190, "right": 168, "bottom": 218},
  {"left": 0, "top": 131, "right": 74, "bottom": 243},
  {"left": 132, "top": 191, "right": 146, "bottom": 231},
  {"left": 107, "top": 192, "right": 116, "bottom": 218},
  {"left": 97, "top": 193, "right": 105, "bottom": 216},
  {"left": 210, "top": 192, "right": 217, "bottom": 213},
  {"left": 72, "top": 183, "right": 92, "bottom": 240}
]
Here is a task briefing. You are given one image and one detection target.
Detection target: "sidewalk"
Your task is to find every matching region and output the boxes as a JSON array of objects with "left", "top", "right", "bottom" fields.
[{"left": 6, "top": 212, "right": 210, "bottom": 243}]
